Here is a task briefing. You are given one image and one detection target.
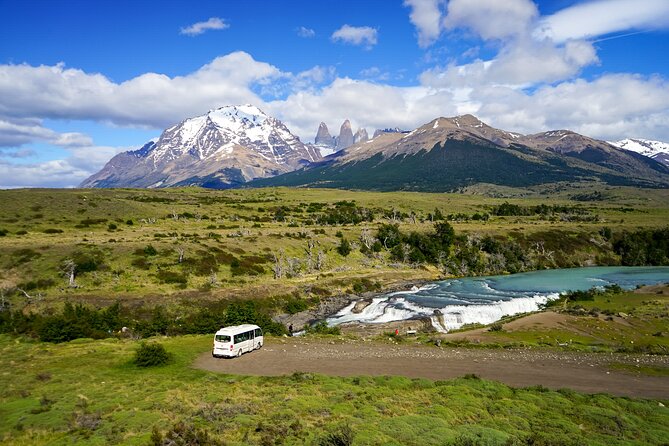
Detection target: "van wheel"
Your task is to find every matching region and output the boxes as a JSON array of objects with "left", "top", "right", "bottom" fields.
[{"left": 237, "top": 349, "right": 242, "bottom": 357}]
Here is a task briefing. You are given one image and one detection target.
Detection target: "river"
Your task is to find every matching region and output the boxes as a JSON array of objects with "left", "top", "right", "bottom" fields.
[{"left": 327, "top": 266, "right": 669, "bottom": 332}]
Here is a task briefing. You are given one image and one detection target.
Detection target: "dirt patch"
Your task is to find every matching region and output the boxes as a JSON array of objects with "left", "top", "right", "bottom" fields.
[{"left": 194, "top": 337, "right": 669, "bottom": 399}]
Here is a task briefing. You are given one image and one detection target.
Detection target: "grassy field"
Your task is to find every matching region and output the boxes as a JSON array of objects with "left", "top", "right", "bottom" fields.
[
  {"left": 1, "top": 334, "right": 668, "bottom": 446},
  {"left": 1, "top": 186, "right": 669, "bottom": 445},
  {"left": 1, "top": 185, "right": 668, "bottom": 313}
]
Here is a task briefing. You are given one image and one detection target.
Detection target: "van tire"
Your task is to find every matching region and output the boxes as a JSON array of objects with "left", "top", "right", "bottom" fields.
[{"left": 237, "top": 349, "right": 242, "bottom": 357}]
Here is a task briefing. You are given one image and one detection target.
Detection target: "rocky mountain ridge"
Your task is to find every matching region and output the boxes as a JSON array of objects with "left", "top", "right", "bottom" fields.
[
  {"left": 252, "top": 114, "right": 669, "bottom": 191},
  {"left": 610, "top": 138, "right": 669, "bottom": 166},
  {"left": 81, "top": 105, "right": 321, "bottom": 188}
]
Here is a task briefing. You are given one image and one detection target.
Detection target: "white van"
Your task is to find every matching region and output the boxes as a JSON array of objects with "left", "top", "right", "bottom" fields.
[{"left": 212, "top": 324, "right": 263, "bottom": 358}]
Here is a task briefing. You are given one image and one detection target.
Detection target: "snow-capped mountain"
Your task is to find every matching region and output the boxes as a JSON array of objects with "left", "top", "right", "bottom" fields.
[
  {"left": 609, "top": 138, "right": 669, "bottom": 166},
  {"left": 253, "top": 114, "right": 669, "bottom": 191},
  {"left": 81, "top": 105, "right": 321, "bottom": 188}
]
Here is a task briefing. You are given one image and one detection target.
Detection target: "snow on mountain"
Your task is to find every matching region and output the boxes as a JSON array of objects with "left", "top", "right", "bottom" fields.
[
  {"left": 609, "top": 139, "right": 669, "bottom": 166},
  {"left": 80, "top": 105, "right": 321, "bottom": 188}
]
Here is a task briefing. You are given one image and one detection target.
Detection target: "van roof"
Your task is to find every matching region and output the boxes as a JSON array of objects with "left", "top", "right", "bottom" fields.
[{"left": 215, "top": 324, "right": 261, "bottom": 335}]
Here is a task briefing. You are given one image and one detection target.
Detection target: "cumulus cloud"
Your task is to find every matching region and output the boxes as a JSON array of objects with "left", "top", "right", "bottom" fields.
[
  {"left": 404, "top": 0, "right": 444, "bottom": 47},
  {"left": 0, "top": 52, "right": 280, "bottom": 129},
  {"left": 331, "top": 25, "right": 378, "bottom": 48},
  {"left": 180, "top": 17, "right": 229, "bottom": 36},
  {"left": 443, "top": 0, "right": 538, "bottom": 41},
  {"left": 535, "top": 0, "right": 669, "bottom": 43},
  {"left": 296, "top": 26, "right": 316, "bottom": 38}
]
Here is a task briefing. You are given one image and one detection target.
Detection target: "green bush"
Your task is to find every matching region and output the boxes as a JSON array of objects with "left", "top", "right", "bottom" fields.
[
  {"left": 337, "top": 238, "right": 351, "bottom": 257},
  {"left": 43, "top": 228, "right": 63, "bottom": 234},
  {"left": 306, "top": 321, "right": 341, "bottom": 335},
  {"left": 134, "top": 342, "right": 169, "bottom": 367},
  {"left": 318, "top": 424, "right": 354, "bottom": 446}
]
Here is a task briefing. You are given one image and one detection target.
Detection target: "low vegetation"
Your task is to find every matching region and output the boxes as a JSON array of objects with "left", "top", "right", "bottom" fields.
[{"left": 1, "top": 334, "right": 668, "bottom": 445}]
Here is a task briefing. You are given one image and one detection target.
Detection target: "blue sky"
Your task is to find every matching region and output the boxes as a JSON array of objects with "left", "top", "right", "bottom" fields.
[{"left": 1, "top": 0, "right": 668, "bottom": 187}]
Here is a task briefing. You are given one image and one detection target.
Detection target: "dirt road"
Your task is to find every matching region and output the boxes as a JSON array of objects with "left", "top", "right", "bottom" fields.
[{"left": 194, "top": 338, "right": 669, "bottom": 399}]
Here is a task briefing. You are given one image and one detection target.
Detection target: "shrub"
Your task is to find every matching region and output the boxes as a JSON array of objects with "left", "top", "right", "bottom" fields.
[
  {"left": 337, "top": 238, "right": 351, "bottom": 257},
  {"left": 488, "top": 323, "right": 504, "bottom": 332},
  {"left": 43, "top": 228, "right": 63, "bottom": 234},
  {"left": 306, "top": 321, "right": 341, "bottom": 335},
  {"left": 156, "top": 270, "right": 188, "bottom": 285},
  {"left": 318, "top": 424, "right": 354, "bottom": 446},
  {"left": 0, "top": 229, "right": 7, "bottom": 236},
  {"left": 134, "top": 342, "right": 169, "bottom": 367}
]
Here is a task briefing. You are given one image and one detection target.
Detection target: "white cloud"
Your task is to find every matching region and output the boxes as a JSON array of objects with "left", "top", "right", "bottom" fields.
[
  {"left": 472, "top": 74, "right": 669, "bottom": 141},
  {"left": 180, "top": 17, "right": 229, "bottom": 36},
  {"left": 404, "top": 0, "right": 444, "bottom": 47},
  {"left": 296, "top": 26, "right": 316, "bottom": 38},
  {"left": 443, "top": 0, "right": 538, "bottom": 41},
  {"left": 536, "top": 0, "right": 669, "bottom": 43},
  {"left": 0, "top": 116, "right": 92, "bottom": 147},
  {"left": 0, "top": 52, "right": 280, "bottom": 129},
  {"left": 0, "top": 145, "right": 126, "bottom": 188},
  {"left": 331, "top": 25, "right": 378, "bottom": 48}
]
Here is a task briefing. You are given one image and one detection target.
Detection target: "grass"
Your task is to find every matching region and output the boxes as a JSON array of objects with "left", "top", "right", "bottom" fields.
[
  {"left": 1, "top": 186, "right": 668, "bottom": 312},
  {"left": 1, "top": 334, "right": 668, "bottom": 445}
]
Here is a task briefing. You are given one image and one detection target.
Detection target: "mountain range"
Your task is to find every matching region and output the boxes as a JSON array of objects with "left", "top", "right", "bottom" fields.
[
  {"left": 80, "top": 105, "right": 321, "bottom": 188},
  {"left": 81, "top": 106, "right": 669, "bottom": 191},
  {"left": 609, "top": 139, "right": 669, "bottom": 167}
]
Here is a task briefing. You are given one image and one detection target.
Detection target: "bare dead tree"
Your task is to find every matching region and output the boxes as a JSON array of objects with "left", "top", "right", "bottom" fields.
[
  {"left": 17, "top": 287, "right": 42, "bottom": 303},
  {"left": 360, "top": 228, "right": 375, "bottom": 251},
  {"left": 176, "top": 246, "right": 185, "bottom": 263},
  {"left": 272, "top": 252, "right": 284, "bottom": 279},
  {"left": 209, "top": 270, "right": 218, "bottom": 287},
  {"left": 286, "top": 257, "right": 302, "bottom": 278},
  {"left": 62, "top": 259, "right": 77, "bottom": 288},
  {"left": 304, "top": 240, "right": 315, "bottom": 272},
  {"left": 170, "top": 209, "right": 179, "bottom": 221},
  {"left": 410, "top": 212, "right": 417, "bottom": 225},
  {"left": 316, "top": 250, "right": 326, "bottom": 271}
]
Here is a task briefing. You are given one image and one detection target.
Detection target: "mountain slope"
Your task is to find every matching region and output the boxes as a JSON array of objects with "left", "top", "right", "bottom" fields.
[
  {"left": 81, "top": 105, "right": 321, "bottom": 188},
  {"left": 250, "top": 115, "right": 669, "bottom": 192},
  {"left": 610, "top": 138, "right": 669, "bottom": 167}
]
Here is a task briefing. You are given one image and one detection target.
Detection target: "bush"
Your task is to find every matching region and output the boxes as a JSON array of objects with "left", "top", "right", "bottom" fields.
[
  {"left": 488, "top": 323, "right": 503, "bottom": 332},
  {"left": 43, "top": 228, "right": 63, "bottom": 234},
  {"left": 134, "top": 342, "right": 169, "bottom": 367},
  {"left": 337, "top": 238, "right": 351, "bottom": 257},
  {"left": 318, "top": 424, "right": 354, "bottom": 446},
  {"left": 306, "top": 321, "right": 341, "bottom": 335}
]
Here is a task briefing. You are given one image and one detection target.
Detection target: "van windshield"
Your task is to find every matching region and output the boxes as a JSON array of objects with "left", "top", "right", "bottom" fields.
[{"left": 215, "top": 335, "right": 231, "bottom": 343}]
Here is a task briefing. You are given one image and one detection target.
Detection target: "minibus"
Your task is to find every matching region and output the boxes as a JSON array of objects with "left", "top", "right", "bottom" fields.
[{"left": 212, "top": 324, "right": 263, "bottom": 358}]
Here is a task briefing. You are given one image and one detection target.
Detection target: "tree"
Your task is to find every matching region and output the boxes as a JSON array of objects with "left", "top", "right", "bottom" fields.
[
  {"left": 337, "top": 238, "right": 351, "bottom": 257},
  {"left": 359, "top": 228, "right": 375, "bottom": 252},
  {"left": 62, "top": 259, "right": 77, "bottom": 287}
]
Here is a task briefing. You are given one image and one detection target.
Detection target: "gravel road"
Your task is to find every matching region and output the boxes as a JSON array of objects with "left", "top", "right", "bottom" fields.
[{"left": 194, "top": 337, "right": 669, "bottom": 399}]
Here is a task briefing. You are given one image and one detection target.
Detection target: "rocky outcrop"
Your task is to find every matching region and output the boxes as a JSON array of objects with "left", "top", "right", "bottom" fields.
[
  {"left": 336, "top": 119, "right": 354, "bottom": 150},
  {"left": 315, "top": 122, "right": 335, "bottom": 147},
  {"left": 354, "top": 128, "right": 369, "bottom": 144}
]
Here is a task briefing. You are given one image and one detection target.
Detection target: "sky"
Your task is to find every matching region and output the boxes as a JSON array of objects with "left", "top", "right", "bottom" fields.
[{"left": 1, "top": 0, "right": 669, "bottom": 188}]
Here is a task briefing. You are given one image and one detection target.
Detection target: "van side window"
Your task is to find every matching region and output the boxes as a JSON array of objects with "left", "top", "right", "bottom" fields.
[{"left": 255, "top": 328, "right": 262, "bottom": 337}]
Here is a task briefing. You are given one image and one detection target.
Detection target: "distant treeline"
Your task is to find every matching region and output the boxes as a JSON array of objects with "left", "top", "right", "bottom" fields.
[{"left": 0, "top": 300, "right": 287, "bottom": 343}]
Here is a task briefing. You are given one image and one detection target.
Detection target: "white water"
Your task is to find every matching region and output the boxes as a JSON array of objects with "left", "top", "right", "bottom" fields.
[{"left": 326, "top": 266, "right": 669, "bottom": 332}]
